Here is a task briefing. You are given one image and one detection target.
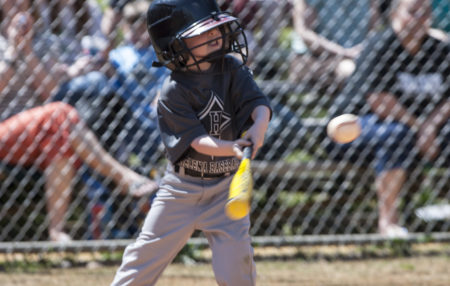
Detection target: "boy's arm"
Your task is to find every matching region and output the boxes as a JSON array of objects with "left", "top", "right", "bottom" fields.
[
  {"left": 243, "top": 105, "right": 271, "bottom": 155},
  {"left": 191, "top": 105, "right": 271, "bottom": 158},
  {"left": 191, "top": 135, "right": 251, "bottom": 158}
]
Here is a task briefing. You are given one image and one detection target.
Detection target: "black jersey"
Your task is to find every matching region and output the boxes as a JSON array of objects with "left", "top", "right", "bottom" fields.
[
  {"left": 157, "top": 56, "right": 271, "bottom": 174},
  {"left": 333, "top": 27, "right": 450, "bottom": 121}
]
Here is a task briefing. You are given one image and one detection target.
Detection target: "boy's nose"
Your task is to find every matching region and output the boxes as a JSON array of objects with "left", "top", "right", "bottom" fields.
[{"left": 208, "top": 28, "right": 219, "bottom": 37}]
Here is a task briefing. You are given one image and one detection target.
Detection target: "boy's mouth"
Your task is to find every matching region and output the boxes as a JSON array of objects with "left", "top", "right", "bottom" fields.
[{"left": 208, "top": 38, "right": 221, "bottom": 48}]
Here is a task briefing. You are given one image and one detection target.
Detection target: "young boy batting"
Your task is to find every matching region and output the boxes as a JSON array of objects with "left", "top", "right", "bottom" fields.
[{"left": 111, "top": 0, "right": 271, "bottom": 285}]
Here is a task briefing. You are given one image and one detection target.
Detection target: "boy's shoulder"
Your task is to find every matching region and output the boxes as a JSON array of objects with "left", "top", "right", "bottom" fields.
[
  {"left": 219, "top": 55, "right": 255, "bottom": 80},
  {"left": 160, "top": 74, "right": 186, "bottom": 97},
  {"left": 223, "top": 55, "right": 248, "bottom": 70}
]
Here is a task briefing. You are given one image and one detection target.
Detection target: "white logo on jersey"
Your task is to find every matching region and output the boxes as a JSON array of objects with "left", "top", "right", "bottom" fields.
[
  {"left": 397, "top": 72, "right": 444, "bottom": 96},
  {"left": 198, "top": 91, "right": 231, "bottom": 137}
]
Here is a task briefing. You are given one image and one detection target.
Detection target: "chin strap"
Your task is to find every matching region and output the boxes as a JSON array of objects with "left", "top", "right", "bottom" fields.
[{"left": 152, "top": 61, "right": 166, "bottom": 67}]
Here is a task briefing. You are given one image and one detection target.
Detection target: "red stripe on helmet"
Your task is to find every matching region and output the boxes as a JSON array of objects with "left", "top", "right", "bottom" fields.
[{"left": 181, "top": 14, "right": 237, "bottom": 38}]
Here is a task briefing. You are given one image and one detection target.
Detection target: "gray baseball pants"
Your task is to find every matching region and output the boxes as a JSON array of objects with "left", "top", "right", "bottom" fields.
[{"left": 111, "top": 167, "right": 256, "bottom": 286}]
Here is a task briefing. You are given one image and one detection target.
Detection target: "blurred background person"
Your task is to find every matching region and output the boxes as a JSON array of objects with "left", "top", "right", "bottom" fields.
[
  {"left": 29, "top": 0, "right": 108, "bottom": 83},
  {"left": 328, "top": 0, "right": 449, "bottom": 237},
  {"left": 52, "top": 0, "right": 168, "bottom": 239},
  {"left": 288, "top": 0, "right": 383, "bottom": 94},
  {"left": 54, "top": 0, "right": 167, "bottom": 183},
  {"left": 0, "top": 2, "right": 158, "bottom": 242},
  {"left": 101, "top": 0, "right": 135, "bottom": 55},
  {"left": 219, "top": 0, "right": 293, "bottom": 78}
]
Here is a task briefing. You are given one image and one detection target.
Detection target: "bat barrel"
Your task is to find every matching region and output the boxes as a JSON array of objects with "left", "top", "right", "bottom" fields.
[
  {"left": 225, "top": 145, "right": 254, "bottom": 220},
  {"left": 225, "top": 198, "right": 250, "bottom": 220}
]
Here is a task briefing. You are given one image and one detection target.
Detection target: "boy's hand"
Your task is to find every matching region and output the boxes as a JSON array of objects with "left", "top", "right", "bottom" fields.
[{"left": 232, "top": 139, "right": 253, "bottom": 159}]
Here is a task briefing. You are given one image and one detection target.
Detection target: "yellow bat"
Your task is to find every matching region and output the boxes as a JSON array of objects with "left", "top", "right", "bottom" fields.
[{"left": 225, "top": 146, "right": 253, "bottom": 220}]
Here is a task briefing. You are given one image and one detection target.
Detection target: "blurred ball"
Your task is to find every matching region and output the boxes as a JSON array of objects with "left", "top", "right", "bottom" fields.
[
  {"left": 327, "top": 114, "right": 361, "bottom": 144},
  {"left": 337, "top": 59, "right": 356, "bottom": 78}
]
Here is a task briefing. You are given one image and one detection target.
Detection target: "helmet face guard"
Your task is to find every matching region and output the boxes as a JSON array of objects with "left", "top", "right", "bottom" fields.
[
  {"left": 147, "top": 0, "right": 248, "bottom": 71},
  {"left": 171, "top": 13, "right": 248, "bottom": 71}
]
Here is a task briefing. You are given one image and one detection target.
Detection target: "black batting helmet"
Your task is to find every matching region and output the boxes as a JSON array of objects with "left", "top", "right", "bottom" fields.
[{"left": 147, "top": 0, "right": 248, "bottom": 70}]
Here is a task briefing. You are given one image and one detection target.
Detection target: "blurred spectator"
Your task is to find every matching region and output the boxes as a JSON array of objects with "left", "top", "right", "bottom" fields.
[
  {"left": 328, "top": 0, "right": 449, "bottom": 237},
  {"left": 52, "top": 0, "right": 167, "bottom": 238},
  {"left": 289, "top": 0, "right": 383, "bottom": 93},
  {"left": 219, "top": 0, "right": 292, "bottom": 77},
  {"left": 55, "top": 0, "right": 167, "bottom": 173},
  {"left": 33, "top": 0, "right": 152, "bottom": 239},
  {"left": 27, "top": 0, "right": 109, "bottom": 82},
  {"left": 101, "top": 0, "right": 136, "bottom": 55},
  {"left": 0, "top": 8, "right": 158, "bottom": 242},
  {"left": 1, "top": 0, "right": 29, "bottom": 36}
]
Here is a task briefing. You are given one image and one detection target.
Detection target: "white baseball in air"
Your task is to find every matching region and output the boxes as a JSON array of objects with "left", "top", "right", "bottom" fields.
[
  {"left": 337, "top": 58, "right": 356, "bottom": 78},
  {"left": 327, "top": 114, "right": 361, "bottom": 144}
]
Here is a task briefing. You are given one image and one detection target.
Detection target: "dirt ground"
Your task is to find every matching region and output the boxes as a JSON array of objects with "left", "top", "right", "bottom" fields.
[{"left": 1, "top": 255, "right": 449, "bottom": 286}]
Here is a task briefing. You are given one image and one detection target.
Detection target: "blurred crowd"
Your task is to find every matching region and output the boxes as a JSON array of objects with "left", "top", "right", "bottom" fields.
[{"left": 0, "top": 0, "right": 449, "bottom": 241}]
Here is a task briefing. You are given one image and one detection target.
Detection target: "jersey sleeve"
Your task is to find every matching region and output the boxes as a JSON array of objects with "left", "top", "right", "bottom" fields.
[
  {"left": 230, "top": 61, "right": 272, "bottom": 134},
  {"left": 157, "top": 80, "right": 208, "bottom": 164}
]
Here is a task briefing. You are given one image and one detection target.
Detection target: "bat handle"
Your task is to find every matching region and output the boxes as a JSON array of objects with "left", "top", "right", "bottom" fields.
[{"left": 243, "top": 146, "right": 253, "bottom": 160}]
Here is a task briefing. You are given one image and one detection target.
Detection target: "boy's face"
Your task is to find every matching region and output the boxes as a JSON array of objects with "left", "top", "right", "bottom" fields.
[{"left": 183, "top": 27, "right": 223, "bottom": 63}]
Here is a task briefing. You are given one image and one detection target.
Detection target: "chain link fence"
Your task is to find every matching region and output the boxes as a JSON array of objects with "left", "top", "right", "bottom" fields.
[{"left": 1, "top": 0, "right": 449, "bottom": 252}]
